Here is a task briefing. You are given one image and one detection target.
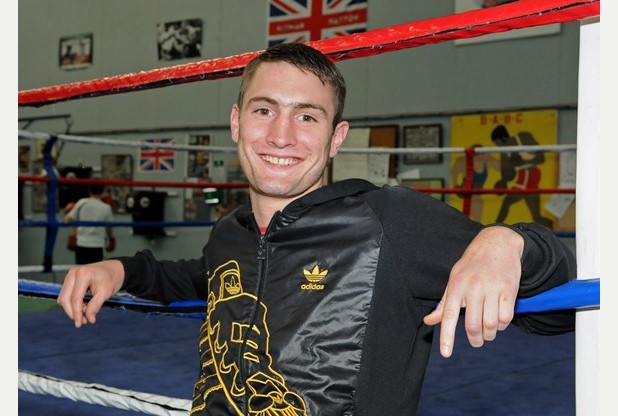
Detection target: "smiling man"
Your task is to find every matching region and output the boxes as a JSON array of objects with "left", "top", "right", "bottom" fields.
[
  {"left": 230, "top": 54, "right": 348, "bottom": 228},
  {"left": 58, "top": 42, "right": 576, "bottom": 415}
]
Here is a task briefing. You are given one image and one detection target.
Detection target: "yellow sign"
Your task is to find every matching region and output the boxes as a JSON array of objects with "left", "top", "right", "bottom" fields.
[{"left": 449, "top": 110, "right": 560, "bottom": 228}]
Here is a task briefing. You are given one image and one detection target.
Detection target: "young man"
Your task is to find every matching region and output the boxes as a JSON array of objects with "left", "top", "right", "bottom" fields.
[{"left": 58, "top": 43, "right": 576, "bottom": 415}]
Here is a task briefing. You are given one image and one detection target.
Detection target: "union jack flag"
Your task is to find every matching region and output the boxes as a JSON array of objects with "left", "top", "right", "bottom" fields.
[
  {"left": 268, "top": 0, "right": 368, "bottom": 46},
  {"left": 139, "top": 138, "right": 176, "bottom": 171}
]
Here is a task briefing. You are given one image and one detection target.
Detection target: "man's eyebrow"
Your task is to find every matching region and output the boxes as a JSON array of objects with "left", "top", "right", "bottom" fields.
[
  {"left": 247, "top": 96, "right": 277, "bottom": 106},
  {"left": 247, "top": 96, "right": 328, "bottom": 116},
  {"left": 295, "top": 102, "right": 328, "bottom": 116}
]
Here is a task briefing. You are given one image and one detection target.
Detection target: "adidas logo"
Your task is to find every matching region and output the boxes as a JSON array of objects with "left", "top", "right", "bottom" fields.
[{"left": 301, "top": 265, "right": 327, "bottom": 290}]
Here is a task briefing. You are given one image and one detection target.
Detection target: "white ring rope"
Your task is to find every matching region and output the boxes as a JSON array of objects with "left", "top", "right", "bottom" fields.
[
  {"left": 19, "top": 369, "right": 191, "bottom": 416},
  {"left": 18, "top": 128, "right": 576, "bottom": 156},
  {"left": 17, "top": 129, "right": 238, "bottom": 154}
]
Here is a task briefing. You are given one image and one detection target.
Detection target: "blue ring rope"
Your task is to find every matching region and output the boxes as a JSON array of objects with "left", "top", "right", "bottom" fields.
[{"left": 18, "top": 278, "right": 599, "bottom": 319}]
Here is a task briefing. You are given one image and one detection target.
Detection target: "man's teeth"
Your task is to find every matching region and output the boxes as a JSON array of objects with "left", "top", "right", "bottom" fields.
[{"left": 263, "top": 155, "right": 298, "bottom": 166}]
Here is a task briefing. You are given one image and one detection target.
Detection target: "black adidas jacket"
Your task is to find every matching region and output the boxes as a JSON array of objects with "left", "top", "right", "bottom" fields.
[{"left": 119, "top": 179, "right": 576, "bottom": 415}]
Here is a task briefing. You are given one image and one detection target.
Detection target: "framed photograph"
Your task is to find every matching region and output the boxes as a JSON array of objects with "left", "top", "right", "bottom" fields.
[
  {"left": 157, "top": 18, "right": 203, "bottom": 61},
  {"left": 101, "top": 154, "right": 133, "bottom": 213},
  {"left": 403, "top": 124, "right": 442, "bottom": 164},
  {"left": 59, "top": 33, "right": 93, "bottom": 70},
  {"left": 187, "top": 134, "right": 211, "bottom": 179},
  {"left": 401, "top": 178, "right": 444, "bottom": 202}
]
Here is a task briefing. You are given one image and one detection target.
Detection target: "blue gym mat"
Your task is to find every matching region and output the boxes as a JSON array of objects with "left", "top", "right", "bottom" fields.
[{"left": 18, "top": 304, "right": 575, "bottom": 415}]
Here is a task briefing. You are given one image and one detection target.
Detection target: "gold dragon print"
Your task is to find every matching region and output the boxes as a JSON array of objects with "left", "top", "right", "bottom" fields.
[{"left": 192, "top": 260, "right": 307, "bottom": 416}]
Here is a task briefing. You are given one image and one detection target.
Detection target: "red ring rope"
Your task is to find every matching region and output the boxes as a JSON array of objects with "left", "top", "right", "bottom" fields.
[
  {"left": 17, "top": 175, "right": 574, "bottom": 196},
  {"left": 18, "top": 0, "right": 598, "bottom": 108}
]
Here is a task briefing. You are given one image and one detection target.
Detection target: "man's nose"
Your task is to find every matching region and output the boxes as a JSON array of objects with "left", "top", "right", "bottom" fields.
[{"left": 268, "top": 115, "right": 297, "bottom": 148}]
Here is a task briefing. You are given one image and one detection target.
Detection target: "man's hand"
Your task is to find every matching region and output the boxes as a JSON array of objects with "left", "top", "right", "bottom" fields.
[
  {"left": 423, "top": 226, "right": 524, "bottom": 358},
  {"left": 57, "top": 259, "right": 125, "bottom": 328}
]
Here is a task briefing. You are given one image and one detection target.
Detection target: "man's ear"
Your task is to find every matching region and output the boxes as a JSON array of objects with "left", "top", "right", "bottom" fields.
[
  {"left": 329, "top": 121, "right": 349, "bottom": 158},
  {"left": 230, "top": 104, "right": 240, "bottom": 144}
]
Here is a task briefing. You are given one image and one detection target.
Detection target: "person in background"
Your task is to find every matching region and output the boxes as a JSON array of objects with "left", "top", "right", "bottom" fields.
[
  {"left": 57, "top": 43, "right": 575, "bottom": 415},
  {"left": 65, "top": 183, "right": 115, "bottom": 264}
]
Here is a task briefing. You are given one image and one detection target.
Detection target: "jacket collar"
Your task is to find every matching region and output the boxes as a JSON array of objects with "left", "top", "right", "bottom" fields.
[{"left": 234, "top": 179, "right": 378, "bottom": 233}]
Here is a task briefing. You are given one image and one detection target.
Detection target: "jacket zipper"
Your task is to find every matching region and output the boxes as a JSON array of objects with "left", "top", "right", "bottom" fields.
[{"left": 238, "top": 231, "right": 268, "bottom": 414}]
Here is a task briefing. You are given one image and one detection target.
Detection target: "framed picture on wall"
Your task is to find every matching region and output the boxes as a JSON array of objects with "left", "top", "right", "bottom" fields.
[
  {"left": 187, "top": 134, "right": 211, "bottom": 180},
  {"left": 330, "top": 125, "right": 398, "bottom": 185},
  {"left": 59, "top": 33, "right": 93, "bottom": 70},
  {"left": 101, "top": 154, "right": 133, "bottom": 213},
  {"left": 156, "top": 18, "right": 203, "bottom": 61},
  {"left": 401, "top": 178, "right": 444, "bottom": 201},
  {"left": 403, "top": 124, "right": 442, "bottom": 164}
]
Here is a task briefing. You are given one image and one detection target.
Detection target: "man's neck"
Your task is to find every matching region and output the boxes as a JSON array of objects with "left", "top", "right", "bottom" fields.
[
  {"left": 249, "top": 181, "right": 326, "bottom": 229},
  {"left": 250, "top": 193, "right": 290, "bottom": 230}
]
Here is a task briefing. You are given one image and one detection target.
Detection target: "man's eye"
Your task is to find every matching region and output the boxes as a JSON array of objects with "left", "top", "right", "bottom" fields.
[
  {"left": 255, "top": 108, "right": 271, "bottom": 116},
  {"left": 300, "top": 114, "right": 316, "bottom": 122}
]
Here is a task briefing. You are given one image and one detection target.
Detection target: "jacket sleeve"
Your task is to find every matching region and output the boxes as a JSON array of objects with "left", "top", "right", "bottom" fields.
[
  {"left": 376, "top": 187, "right": 576, "bottom": 335},
  {"left": 505, "top": 222, "right": 577, "bottom": 335},
  {"left": 115, "top": 248, "right": 208, "bottom": 302}
]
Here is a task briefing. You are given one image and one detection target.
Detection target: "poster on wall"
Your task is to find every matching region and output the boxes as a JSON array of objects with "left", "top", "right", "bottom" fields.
[
  {"left": 267, "top": 0, "right": 368, "bottom": 46},
  {"left": 454, "top": 0, "right": 560, "bottom": 45},
  {"left": 330, "top": 125, "right": 397, "bottom": 186},
  {"left": 139, "top": 138, "right": 176, "bottom": 172},
  {"left": 187, "top": 134, "right": 211, "bottom": 180},
  {"left": 403, "top": 124, "right": 442, "bottom": 164},
  {"left": 101, "top": 154, "right": 133, "bottom": 213},
  {"left": 332, "top": 128, "right": 370, "bottom": 182},
  {"left": 59, "top": 33, "right": 93, "bottom": 70},
  {"left": 184, "top": 134, "right": 212, "bottom": 221},
  {"left": 156, "top": 18, "right": 203, "bottom": 60},
  {"left": 449, "top": 109, "right": 572, "bottom": 231}
]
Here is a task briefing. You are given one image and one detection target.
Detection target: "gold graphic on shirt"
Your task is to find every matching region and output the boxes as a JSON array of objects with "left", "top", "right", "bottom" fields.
[
  {"left": 191, "top": 260, "right": 307, "bottom": 416},
  {"left": 301, "top": 265, "right": 327, "bottom": 290}
]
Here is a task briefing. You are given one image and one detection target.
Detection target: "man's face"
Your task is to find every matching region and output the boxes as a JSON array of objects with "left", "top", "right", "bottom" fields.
[{"left": 230, "top": 61, "right": 348, "bottom": 201}]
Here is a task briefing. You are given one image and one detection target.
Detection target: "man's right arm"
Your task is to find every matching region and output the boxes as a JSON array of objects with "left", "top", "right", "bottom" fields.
[
  {"left": 57, "top": 249, "right": 207, "bottom": 328},
  {"left": 117, "top": 249, "right": 207, "bottom": 302},
  {"left": 57, "top": 259, "right": 125, "bottom": 328}
]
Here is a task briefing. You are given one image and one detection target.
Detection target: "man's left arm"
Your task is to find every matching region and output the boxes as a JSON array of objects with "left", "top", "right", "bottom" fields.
[{"left": 424, "top": 223, "right": 576, "bottom": 358}]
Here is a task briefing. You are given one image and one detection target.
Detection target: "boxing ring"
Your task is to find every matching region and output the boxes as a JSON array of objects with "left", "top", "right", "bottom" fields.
[{"left": 18, "top": 0, "right": 600, "bottom": 414}]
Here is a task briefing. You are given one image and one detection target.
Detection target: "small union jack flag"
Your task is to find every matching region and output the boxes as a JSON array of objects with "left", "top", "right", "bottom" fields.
[
  {"left": 139, "top": 138, "right": 176, "bottom": 171},
  {"left": 268, "top": 0, "right": 368, "bottom": 46}
]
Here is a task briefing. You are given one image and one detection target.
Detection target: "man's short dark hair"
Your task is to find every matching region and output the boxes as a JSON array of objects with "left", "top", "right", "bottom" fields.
[
  {"left": 238, "top": 42, "right": 347, "bottom": 129},
  {"left": 89, "top": 183, "right": 105, "bottom": 195}
]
